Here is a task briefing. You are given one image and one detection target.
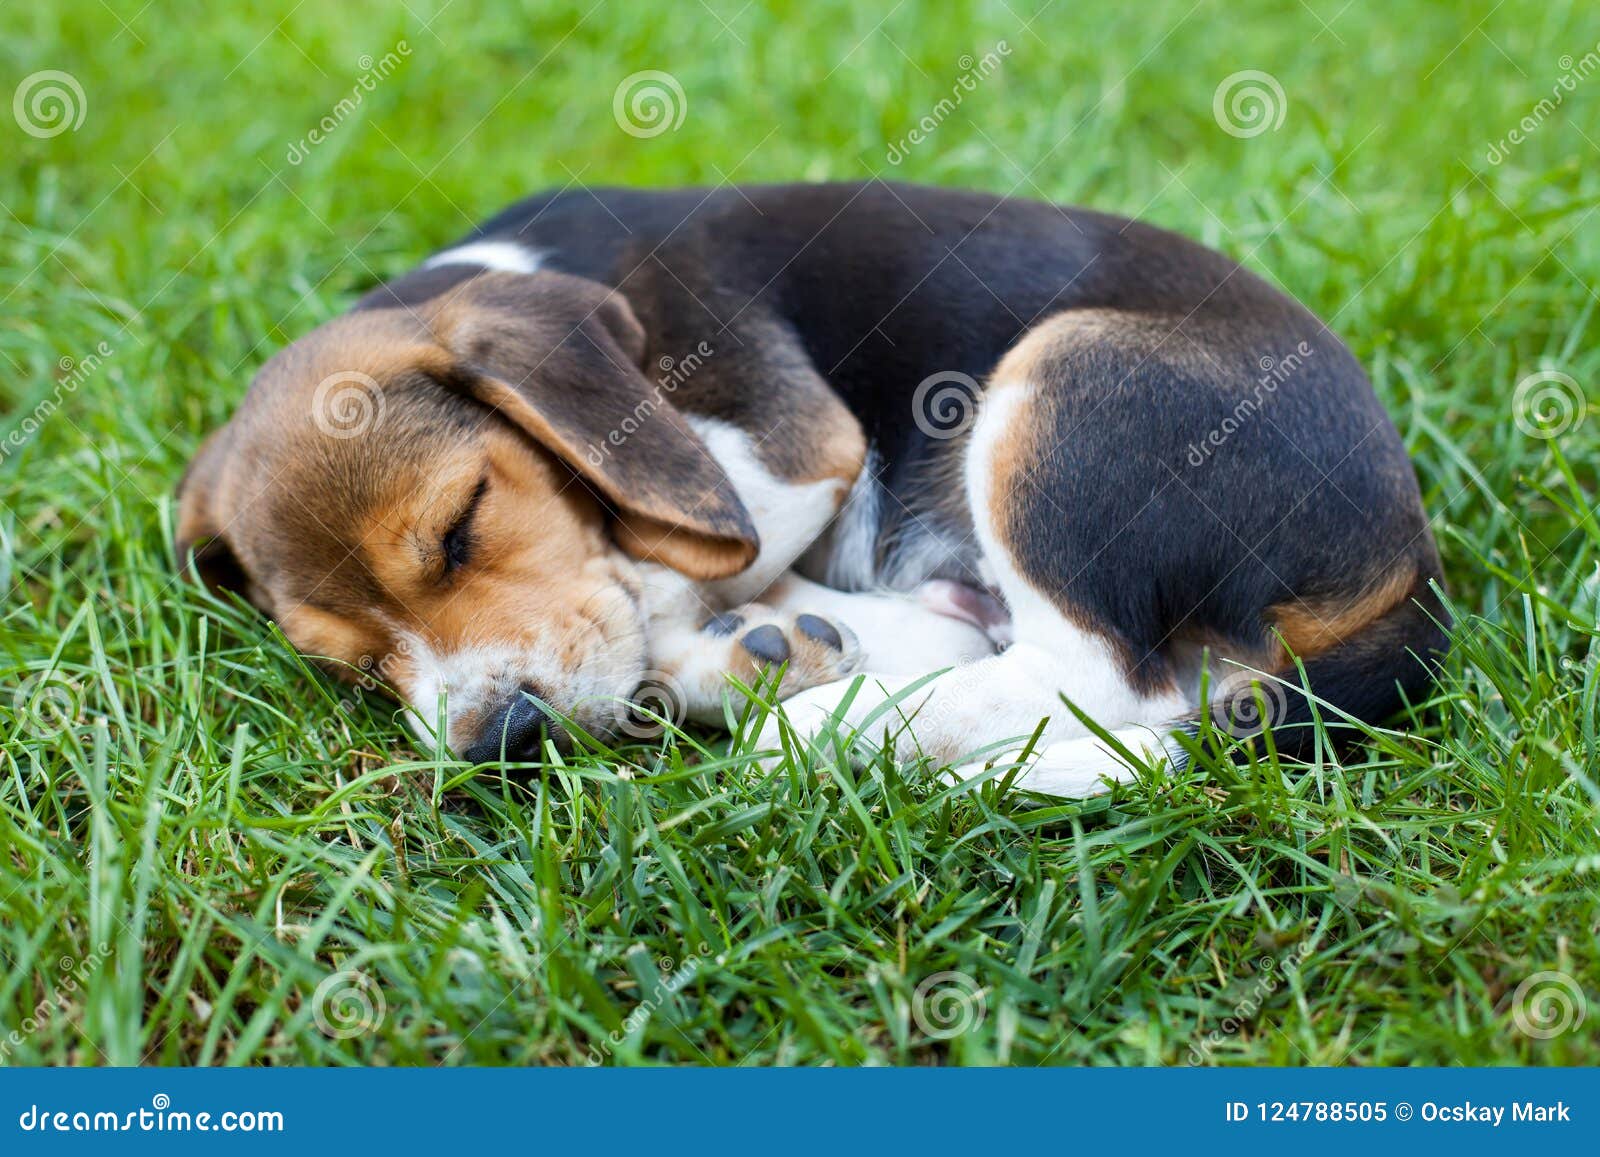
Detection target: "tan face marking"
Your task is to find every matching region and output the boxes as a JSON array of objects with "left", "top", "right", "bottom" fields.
[
  {"left": 177, "top": 275, "right": 764, "bottom": 756},
  {"left": 293, "top": 422, "right": 649, "bottom": 750}
]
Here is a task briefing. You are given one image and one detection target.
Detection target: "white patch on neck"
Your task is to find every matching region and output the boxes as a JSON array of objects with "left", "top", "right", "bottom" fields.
[
  {"left": 685, "top": 415, "right": 847, "bottom": 604},
  {"left": 422, "top": 240, "right": 546, "bottom": 274}
]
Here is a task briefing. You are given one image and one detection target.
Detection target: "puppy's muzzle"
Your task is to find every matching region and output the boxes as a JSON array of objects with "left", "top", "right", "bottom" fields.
[{"left": 461, "top": 685, "right": 554, "bottom": 764}]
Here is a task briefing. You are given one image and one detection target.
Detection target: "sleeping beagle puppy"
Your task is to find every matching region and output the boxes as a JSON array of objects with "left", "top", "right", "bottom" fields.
[{"left": 176, "top": 181, "right": 1447, "bottom": 795}]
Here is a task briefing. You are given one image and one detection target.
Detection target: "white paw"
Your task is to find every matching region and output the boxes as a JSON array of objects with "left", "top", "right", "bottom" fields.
[{"left": 753, "top": 672, "right": 916, "bottom": 769}]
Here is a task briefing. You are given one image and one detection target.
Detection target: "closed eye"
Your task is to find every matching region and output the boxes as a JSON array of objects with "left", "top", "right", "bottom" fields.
[{"left": 440, "top": 477, "right": 488, "bottom": 577}]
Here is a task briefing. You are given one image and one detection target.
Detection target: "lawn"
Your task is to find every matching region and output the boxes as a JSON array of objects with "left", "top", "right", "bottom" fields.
[{"left": 3, "top": 0, "right": 1598, "bottom": 1066}]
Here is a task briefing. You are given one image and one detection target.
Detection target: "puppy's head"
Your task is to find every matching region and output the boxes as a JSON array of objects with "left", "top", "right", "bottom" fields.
[{"left": 176, "top": 270, "right": 756, "bottom": 760}]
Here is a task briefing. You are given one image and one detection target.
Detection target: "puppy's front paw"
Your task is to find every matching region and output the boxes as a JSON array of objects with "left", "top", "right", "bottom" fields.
[{"left": 702, "top": 606, "right": 863, "bottom": 693}]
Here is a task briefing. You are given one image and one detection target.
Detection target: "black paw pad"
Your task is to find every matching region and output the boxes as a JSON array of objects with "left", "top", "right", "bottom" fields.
[
  {"left": 740, "top": 624, "right": 791, "bottom": 665},
  {"left": 794, "top": 614, "right": 843, "bottom": 651},
  {"left": 702, "top": 611, "right": 745, "bottom": 637}
]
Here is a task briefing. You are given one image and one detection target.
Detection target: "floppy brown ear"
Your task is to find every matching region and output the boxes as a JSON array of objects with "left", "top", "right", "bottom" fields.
[
  {"left": 174, "top": 426, "right": 253, "bottom": 597},
  {"left": 427, "top": 273, "right": 759, "bottom": 580}
]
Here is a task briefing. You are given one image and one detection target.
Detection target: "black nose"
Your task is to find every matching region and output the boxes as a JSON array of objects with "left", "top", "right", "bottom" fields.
[{"left": 461, "top": 688, "right": 550, "bottom": 764}]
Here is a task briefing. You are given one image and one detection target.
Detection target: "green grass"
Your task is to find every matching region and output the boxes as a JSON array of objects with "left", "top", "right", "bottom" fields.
[{"left": 4, "top": 0, "right": 1599, "bottom": 1066}]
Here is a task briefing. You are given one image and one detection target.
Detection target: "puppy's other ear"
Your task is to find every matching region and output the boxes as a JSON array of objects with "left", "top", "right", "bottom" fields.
[
  {"left": 431, "top": 275, "right": 758, "bottom": 580},
  {"left": 174, "top": 426, "right": 253, "bottom": 598}
]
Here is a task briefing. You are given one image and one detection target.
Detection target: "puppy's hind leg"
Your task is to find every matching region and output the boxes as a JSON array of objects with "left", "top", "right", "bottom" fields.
[
  {"left": 765, "top": 327, "right": 1202, "bottom": 795},
  {"left": 763, "top": 626, "right": 1188, "bottom": 789}
]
